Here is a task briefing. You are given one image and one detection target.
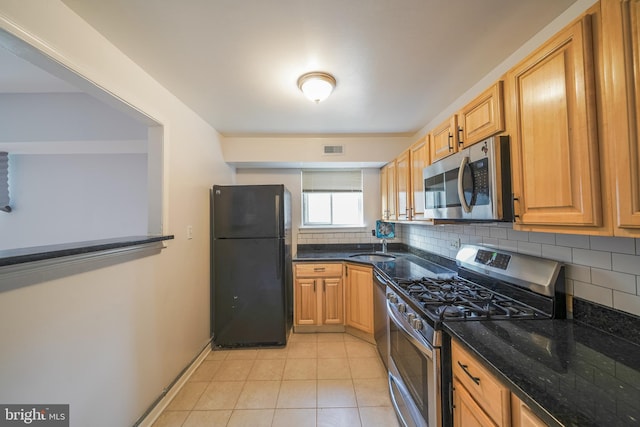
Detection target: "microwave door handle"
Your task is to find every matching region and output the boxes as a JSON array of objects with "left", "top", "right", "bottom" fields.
[{"left": 457, "top": 156, "right": 472, "bottom": 213}]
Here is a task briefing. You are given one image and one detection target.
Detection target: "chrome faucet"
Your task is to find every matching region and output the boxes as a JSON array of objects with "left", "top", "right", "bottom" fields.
[{"left": 381, "top": 238, "right": 388, "bottom": 253}]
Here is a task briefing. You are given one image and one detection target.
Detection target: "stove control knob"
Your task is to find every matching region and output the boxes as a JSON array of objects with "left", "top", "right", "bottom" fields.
[
  {"left": 412, "top": 319, "right": 423, "bottom": 330},
  {"left": 388, "top": 294, "right": 398, "bottom": 304},
  {"left": 407, "top": 313, "right": 416, "bottom": 323},
  {"left": 397, "top": 303, "right": 407, "bottom": 313}
]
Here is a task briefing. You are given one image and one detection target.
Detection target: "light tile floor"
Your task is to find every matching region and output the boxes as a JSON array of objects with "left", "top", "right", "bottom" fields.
[{"left": 152, "top": 332, "right": 400, "bottom": 427}]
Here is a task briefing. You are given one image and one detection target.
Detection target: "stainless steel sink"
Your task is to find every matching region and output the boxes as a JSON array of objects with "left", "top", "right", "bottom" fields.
[{"left": 349, "top": 253, "right": 396, "bottom": 262}]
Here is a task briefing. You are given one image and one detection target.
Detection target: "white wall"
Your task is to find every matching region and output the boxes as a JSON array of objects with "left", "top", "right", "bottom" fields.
[
  {"left": 0, "top": 2, "right": 233, "bottom": 426},
  {"left": 0, "top": 153, "right": 148, "bottom": 250}
]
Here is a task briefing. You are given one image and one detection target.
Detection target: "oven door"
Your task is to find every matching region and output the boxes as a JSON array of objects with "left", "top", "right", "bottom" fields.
[{"left": 387, "top": 300, "right": 441, "bottom": 427}]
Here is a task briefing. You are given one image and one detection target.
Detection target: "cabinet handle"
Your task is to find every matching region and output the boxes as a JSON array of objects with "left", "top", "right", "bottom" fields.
[
  {"left": 457, "top": 361, "right": 480, "bottom": 385},
  {"left": 313, "top": 280, "right": 316, "bottom": 293},
  {"left": 313, "top": 267, "right": 326, "bottom": 272},
  {"left": 448, "top": 133, "right": 453, "bottom": 151},
  {"left": 457, "top": 126, "right": 464, "bottom": 146}
]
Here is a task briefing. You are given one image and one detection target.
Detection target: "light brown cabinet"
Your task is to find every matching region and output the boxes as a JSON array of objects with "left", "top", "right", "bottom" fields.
[
  {"left": 454, "top": 378, "right": 499, "bottom": 427},
  {"left": 457, "top": 81, "right": 505, "bottom": 149},
  {"left": 381, "top": 161, "right": 397, "bottom": 221},
  {"left": 507, "top": 12, "right": 602, "bottom": 231},
  {"left": 409, "top": 136, "right": 430, "bottom": 220},
  {"left": 602, "top": 0, "right": 640, "bottom": 236},
  {"left": 345, "top": 263, "right": 374, "bottom": 334},
  {"left": 431, "top": 115, "right": 458, "bottom": 162},
  {"left": 294, "top": 263, "right": 344, "bottom": 329},
  {"left": 396, "top": 150, "right": 411, "bottom": 220},
  {"left": 452, "top": 340, "right": 511, "bottom": 427},
  {"left": 511, "top": 395, "right": 547, "bottom": 427}
]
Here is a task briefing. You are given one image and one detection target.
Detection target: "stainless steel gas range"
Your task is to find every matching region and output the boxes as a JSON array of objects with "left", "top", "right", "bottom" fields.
[{"left": 382, "top": 245, "right": 565, "bottom": 427}]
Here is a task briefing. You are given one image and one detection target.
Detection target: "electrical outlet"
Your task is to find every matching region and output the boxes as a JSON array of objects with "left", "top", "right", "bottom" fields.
[
  {"left": 187, "top": 225, "right": 193, "bottom": 240},
  {"left": 449, "top": 238, "right": 460, "bottom": 249}
]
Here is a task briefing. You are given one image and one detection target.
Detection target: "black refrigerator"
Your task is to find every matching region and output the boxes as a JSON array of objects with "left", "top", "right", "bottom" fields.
[{"left": 210, "top": 184, "right": 292, "bottom": 348}]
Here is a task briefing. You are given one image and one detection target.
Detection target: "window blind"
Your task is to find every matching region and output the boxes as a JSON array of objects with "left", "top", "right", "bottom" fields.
[
  {"left": 302, "top": 170, "right": 362, "bottom": 192},
  {"left": 0, "top": 152, "right": 10, "bottom": 213}
]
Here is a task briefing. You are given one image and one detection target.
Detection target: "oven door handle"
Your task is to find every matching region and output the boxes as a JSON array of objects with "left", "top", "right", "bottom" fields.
[
  {"left": 387, "top": 302, "right": 433, "bottom": 359},
  {"left": 457, "top": 155, "right": 472, "bottom": 213}
]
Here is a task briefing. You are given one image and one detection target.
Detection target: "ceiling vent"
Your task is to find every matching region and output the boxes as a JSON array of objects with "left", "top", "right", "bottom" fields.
[{"left": 323, "top": 145, "right": 344, "bottom": 155}]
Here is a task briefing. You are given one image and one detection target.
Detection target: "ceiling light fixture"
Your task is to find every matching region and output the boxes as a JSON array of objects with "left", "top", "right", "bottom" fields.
[{"left": 297, "top": 71, "right": 336, "bottom": 103}]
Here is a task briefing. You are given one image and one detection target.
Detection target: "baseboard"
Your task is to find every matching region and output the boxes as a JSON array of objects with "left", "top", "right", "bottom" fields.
[{"left": 136, "top": 343, "right": 211, "bottom": 427}]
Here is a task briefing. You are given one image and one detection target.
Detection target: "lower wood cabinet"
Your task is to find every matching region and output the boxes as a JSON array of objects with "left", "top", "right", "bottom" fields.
[
  {"left": 452, "top": 340, "right": 511, "bottom": 427},
  {"left": 453, "top": 378, "right": 499, "bottom": 427},
  {"left": 511, "top": 395, "right": 547, "bottom": 427},
  {"left": 345, "top": 263, "right": 374, "bottom": 334},
  {"left": 294, "top": 263, "right": 343, "bottom": 328}
]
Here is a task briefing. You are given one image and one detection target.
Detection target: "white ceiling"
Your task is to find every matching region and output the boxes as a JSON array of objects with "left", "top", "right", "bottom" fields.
[{"left": 13, "top": 0, "right": 578, "bottom": 136}]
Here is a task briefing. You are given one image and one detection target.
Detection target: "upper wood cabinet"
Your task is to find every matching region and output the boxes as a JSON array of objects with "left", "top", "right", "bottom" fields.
[
  {"left": 396, "top": 150, "right": 411, "bottom": 220},
  {"left": 602, "top": 0, "right": 640, "bottom": 236},
  {"left": 381, "top": 161, "right": 397, "bottom": 220},
  {"left": 431, "top": 115, "right": 458, "bottom": 162},
  {"left": 457, "top": 81, "right": 505, "bottom": 149},
  {"left": 410, "top": 136, "right": 430, "bottom": 220},
  {"left": 507, "top": 12, "right": 602, "bottom": 230}
]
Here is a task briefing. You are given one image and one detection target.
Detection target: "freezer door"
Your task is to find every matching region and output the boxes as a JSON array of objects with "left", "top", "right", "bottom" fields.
[
  {"left": 213, "top": 237, "right": 287, "bottom": 347},
  {"left": 212, "top": 185, "right": 284, "bottom": 239}
]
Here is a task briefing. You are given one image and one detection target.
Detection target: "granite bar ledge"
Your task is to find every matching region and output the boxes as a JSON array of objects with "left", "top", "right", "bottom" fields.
[{"left": 0, "top": 235, "right": 174, "bottom": 267}]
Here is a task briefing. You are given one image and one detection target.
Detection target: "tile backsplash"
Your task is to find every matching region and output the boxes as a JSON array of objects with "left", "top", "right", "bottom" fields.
[{"left": 296, "top": 222, "right": 640, "bottom": 317}]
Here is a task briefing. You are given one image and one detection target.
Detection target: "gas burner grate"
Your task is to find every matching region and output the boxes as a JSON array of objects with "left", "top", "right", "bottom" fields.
[{"left": 394, "top": 276, "right": 544, "bottom": 321}]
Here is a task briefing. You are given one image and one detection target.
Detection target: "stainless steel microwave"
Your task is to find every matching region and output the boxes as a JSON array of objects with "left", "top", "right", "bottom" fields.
[{"left": 423, "top": 136, "right": 513, "bottom": 221}]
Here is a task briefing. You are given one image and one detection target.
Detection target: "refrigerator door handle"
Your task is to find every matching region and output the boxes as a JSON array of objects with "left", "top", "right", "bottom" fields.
[
  {"left": 277, "top": 239, "right": 283, "bottom": 280},
  {"left": 275, "top": 194, "right": 281, "bottom": 237}
]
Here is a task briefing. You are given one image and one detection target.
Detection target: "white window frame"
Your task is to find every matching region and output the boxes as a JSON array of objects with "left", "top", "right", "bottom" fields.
[{"left": 301, "top": 170, "right": 364, "bottom": 227}]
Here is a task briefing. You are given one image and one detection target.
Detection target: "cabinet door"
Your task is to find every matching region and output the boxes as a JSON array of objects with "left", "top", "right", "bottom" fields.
[
  {"left": 511, "top": 394, "right": 547, "bottom": 427},
  {"left": 381, "top": 162, "right": 397, "bottom": 220},
  {"left": 603, "top": 0, "right": 640, "bottom": 235},
  {"left": 380, "top": 165, "right": 389, "bottom": 219},
  {"left": 431, "top": 116, "right": 458, "bottom": 162},
  {"left": 458, "top": 81, "right": 505, "bottom": 148},
  {"left": 453, "top": 379, "right": 498, "bottom": 427},
  {"left": 508, "top": 15, "right": 601, "bottom": 228},
  {"left": 396, "top": 150, "right": 411, "bottom": 220},
  {"left": 322, "top": 277, "right": 344, "bottom": 325},
  {"left": 294, "top": 278, "right": 317, "bottom": 326},
  {"left": 452, "top": 341, "right": 511, "bottom": 426},
  {"left": 410, "top": 136, "right": 429, "bottom": 220},
  {"left": 345, "top": 264, "right": 374, "bottom": 334}
]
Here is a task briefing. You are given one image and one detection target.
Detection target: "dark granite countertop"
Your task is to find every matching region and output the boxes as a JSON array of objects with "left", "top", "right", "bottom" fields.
[
  {"left": 0, "top": 235, "right": 174, "bottom": 267},
  {"left": 296, "top": 243, "right": 640, "bottom": 426},
  {"left": 445, "top": 317, "right": 640, "bottom": 426},
  {"left": 295, "top": 243, "right": 457, "bottom": 279}
]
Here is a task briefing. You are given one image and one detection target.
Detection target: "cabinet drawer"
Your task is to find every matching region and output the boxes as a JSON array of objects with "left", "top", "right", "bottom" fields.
[
  {"left": 452, "top": 340, "right": 511, "bottom": 426},
  {"left": 295, "top": 263, "right": 342, "bottom": 278}
]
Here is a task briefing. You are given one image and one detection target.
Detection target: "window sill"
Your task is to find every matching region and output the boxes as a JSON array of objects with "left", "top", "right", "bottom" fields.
[{"left": 298, "top": 225, "right": 369, "bottom": 233}]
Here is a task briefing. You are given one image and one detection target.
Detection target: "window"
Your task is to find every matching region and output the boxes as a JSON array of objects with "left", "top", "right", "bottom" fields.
[{"left": 302, "top": 170, "right": 363, "bottom": 226}]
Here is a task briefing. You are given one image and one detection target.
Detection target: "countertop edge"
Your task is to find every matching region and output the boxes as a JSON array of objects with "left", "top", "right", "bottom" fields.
[{"left": 0, "top": 235, "right": 174, "bottom": 268}]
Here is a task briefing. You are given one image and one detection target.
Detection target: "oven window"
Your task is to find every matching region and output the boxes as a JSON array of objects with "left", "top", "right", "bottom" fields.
[
  {"left": 444, "top": 168, "right": 461, "bottom": 208},
  {"left": 424, "top": 174, "right": 445, "bottom": 209},
  {"left": 390, "top": 318, "right": 432, "bottom": 422}
]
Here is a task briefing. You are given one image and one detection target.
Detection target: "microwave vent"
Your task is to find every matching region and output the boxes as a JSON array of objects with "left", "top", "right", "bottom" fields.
[{"left": 323, "top": 145, "right": 344, "bottom": 155}]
